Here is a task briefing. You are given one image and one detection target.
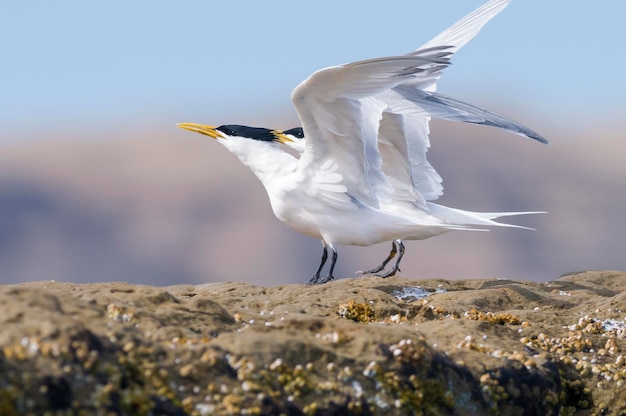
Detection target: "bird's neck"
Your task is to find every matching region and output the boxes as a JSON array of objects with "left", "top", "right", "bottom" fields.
[{"left": 221, "top": 139, "right": 297, "bottom": 186}]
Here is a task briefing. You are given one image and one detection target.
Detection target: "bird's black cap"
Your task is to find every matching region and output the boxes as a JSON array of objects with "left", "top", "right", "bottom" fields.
[
  {"left": 283, "top": 127, "right": 304, "bottom": 139},
  {"left": 217, "top": 125, "right": 278, "bottom": 142}
]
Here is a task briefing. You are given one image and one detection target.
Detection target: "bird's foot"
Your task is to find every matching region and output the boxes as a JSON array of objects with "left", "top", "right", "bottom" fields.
[
  {"left": 307, "top": 275, "right": 335, "bottom": 285},
  {"left": 355, "top": 265, "right": 385, "bottom": 275},
  {"left": 376, "top": 267, "right": 400, "bottom": 279},
  {"left": 314, "top": 275, "right": 335, "bottom": 285},
  {"left": 306, "top": 275, "right": 321, "bottom": 285}
]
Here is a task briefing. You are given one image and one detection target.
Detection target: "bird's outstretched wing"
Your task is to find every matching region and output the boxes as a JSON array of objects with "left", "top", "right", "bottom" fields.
[
  {"left": 376, "top": 91, "right": 440, "bottom": 205},
  {"left": 374, "top": 0, "right": 533, "bottom": 204},
  {"left": 291, "top": 0, "right": 544, "bottom": 210},
  {"left": 395, "top": 87, "right": 548, "bottom": 144},
  {"left": 409, "top": 0, "right": 512, "bottom": 92},
  {"left": 376, "top": 88, "right": 548, "bottom": 204},
  {"left": 291, "top": 52, "right": 452, "bottom": 209}
]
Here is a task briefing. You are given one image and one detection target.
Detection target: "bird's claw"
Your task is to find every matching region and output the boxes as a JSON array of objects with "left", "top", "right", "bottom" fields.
[
  {"left": 307, "top": 275, "right": 335, "bottom": 285},
  {"left": 319, "top": 275, "right": 335, "bottom": 284},
  {"left": 355, "top": 267, "right": 401, "bottom": 278},
  {"left": 375, "top": 267, "right": 400, "bottom": 278},
  {"left": 355, "top": 266, "right": 385, "bottom": 275},
  {"left": 306, "top": 276, "right": 320, "bottom": 285}
]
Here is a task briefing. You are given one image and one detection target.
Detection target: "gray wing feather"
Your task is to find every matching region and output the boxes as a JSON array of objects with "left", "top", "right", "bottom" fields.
[{"left": 394, "top": 86, "right": 549, "bottom": 144}]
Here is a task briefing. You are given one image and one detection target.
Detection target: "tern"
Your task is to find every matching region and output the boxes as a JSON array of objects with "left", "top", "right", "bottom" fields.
[{"left": 178, "top": 0, "right": 548, "bottom": 284}]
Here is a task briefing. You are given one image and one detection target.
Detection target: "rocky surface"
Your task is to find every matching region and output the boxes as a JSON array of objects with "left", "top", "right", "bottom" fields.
[{"left": 1, "top": 270, "right": 626, "bottom": 415}]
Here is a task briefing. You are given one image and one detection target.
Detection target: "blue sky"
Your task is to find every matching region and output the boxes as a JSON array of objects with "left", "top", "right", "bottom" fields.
[{"left": 2, "top": 0, "right": 625, "bottom": 142}]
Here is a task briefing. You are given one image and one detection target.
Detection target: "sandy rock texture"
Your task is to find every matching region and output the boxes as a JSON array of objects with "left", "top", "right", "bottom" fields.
[{"left": 1, "top": 270, "right": 625, "bottom": 415}]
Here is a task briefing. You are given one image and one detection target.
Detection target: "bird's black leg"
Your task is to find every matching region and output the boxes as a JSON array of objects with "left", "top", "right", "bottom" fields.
[
  {"left": 320, "top": 247, "right": 338, "bottom": 284},
  {"left": 356, "top": 240, "right": 398, "bottom": 275},
  {"left": 377, "top": 240, "right": 405, "bottom": 278},
  {"left": 307, "top": 245, "right": 328, "bottom": 285}
]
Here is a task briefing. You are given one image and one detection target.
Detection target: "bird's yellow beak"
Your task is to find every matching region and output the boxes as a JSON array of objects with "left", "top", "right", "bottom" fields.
[
  {"left": 272, "top": 131, "right": 294, "bottom": 144},
  {"left": 177, "top": 123, "right": 222, "bottom": 140}
]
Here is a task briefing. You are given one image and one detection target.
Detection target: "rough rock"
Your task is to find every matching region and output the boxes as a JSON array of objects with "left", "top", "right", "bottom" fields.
[{"left": 1, "top": 271, "right": 625, "bottom": 415}]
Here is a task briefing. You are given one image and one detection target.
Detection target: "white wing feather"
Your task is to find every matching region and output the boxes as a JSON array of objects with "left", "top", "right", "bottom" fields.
[
  {"left": 290, "top": 0, "right": 529, "bottom": 210},
  {"left": 291, "top": 55, "right": 450, "bottom": 208},
  {"left": 374, "top": 0, "right": 514, "bottom": 203},
  {"left": 377, "top": 96, "right": 440, "bottom": 204},
  {"left": 412, "top": 0, "right": 512, "bottom": 92},
  {"left": 420, "top": 0, "right": 511, "bottom": 53}
]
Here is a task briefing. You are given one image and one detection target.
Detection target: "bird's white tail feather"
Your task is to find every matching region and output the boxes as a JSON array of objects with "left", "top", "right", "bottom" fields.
[{"left": 428, "top": 203, "right": 544, "bottom": 231}]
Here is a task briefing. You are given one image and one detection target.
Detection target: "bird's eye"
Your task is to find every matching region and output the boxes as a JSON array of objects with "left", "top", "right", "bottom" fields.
[
  {"left": 218, "top": 126, "right": 235, "bottom": 136},
  {"left": 284, "top": 128, "right": 305, "bottom": 139}
]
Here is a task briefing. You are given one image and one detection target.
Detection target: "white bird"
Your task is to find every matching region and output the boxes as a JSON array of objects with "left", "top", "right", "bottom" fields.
[{"left": 178, "top": 0, "right": 548, "bottom": 284}]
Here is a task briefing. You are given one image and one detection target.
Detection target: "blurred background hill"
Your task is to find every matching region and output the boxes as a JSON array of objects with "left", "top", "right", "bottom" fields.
[{"left": 1, "top": 1, "right": 625, "bottom": 285}]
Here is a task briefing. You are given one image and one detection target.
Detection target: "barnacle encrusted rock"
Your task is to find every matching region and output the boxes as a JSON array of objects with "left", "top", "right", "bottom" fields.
[{"left": 1, "top": 270, "right": 625, "bottom": 415}]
